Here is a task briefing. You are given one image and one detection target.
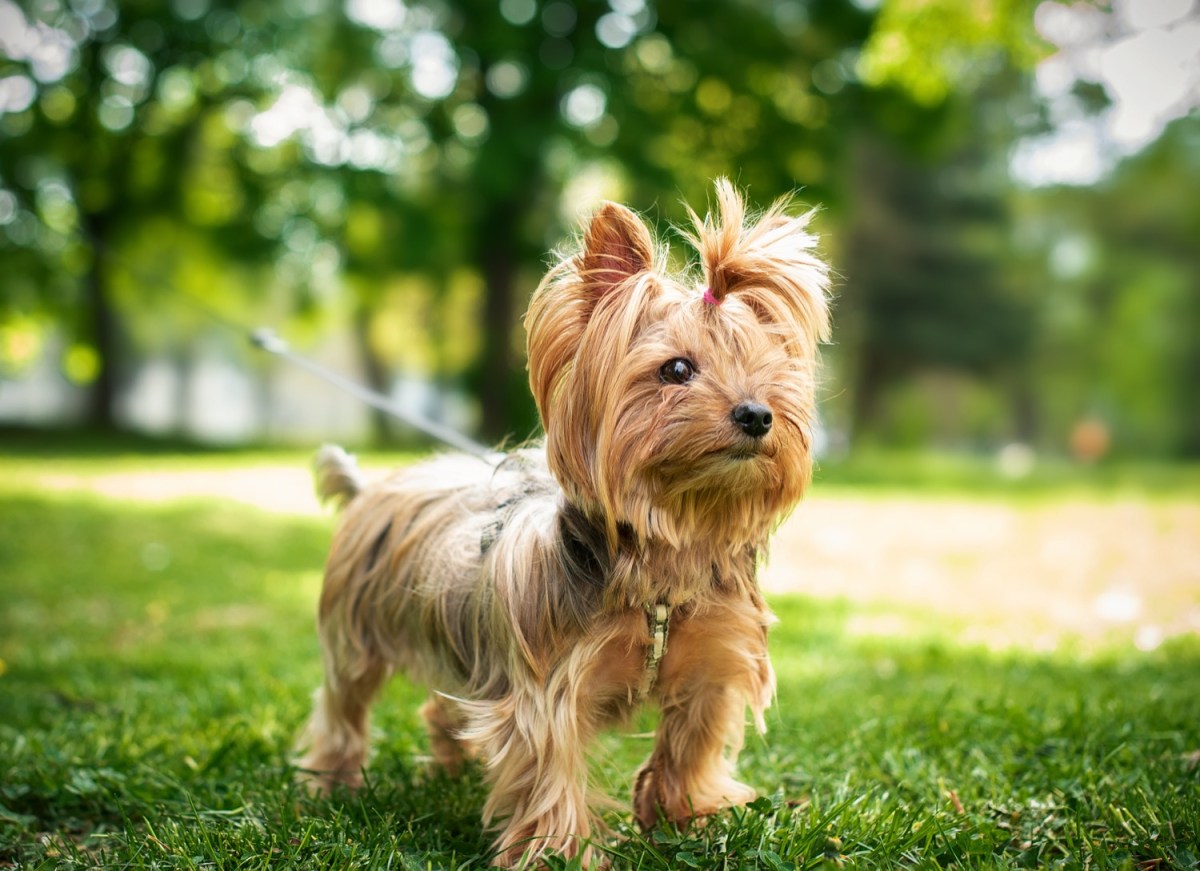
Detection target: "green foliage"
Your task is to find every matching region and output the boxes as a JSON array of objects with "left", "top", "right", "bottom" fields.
[
  {"left": 1015, "top": 115, "right": 1200, "bottom": 457},
  {"left": 860, "top": 0, "right": 1050, "bottom": 105},
  {"left": 1, "top": 0, "right": 1196, "bottom": 456},
  {"left": 836, "top": 126, "right": 1031, "bottom": 442},
  {"left": 1, "top": 456, "right": 1198, "bottom": 868}
]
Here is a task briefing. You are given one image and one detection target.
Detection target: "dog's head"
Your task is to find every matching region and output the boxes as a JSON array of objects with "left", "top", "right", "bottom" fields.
[{"left": 525, "top": 179, "right": 830, "bottom": 549}]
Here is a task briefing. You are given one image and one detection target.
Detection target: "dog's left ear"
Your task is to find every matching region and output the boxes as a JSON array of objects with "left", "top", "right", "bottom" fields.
[
  {"left": 579, "top": 201, "right": 655, "bottom": 299},
  {"left": 526, "top": 202, "right": 655, "bottom": 428}
]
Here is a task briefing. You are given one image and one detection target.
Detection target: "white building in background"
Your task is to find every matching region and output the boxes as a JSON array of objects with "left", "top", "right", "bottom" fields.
[
  {"left": 0, "top": 327, "right": 375, "bottom": 444},
  {"left": 0, "top": 336, "right": 88, "bottom": 426}
]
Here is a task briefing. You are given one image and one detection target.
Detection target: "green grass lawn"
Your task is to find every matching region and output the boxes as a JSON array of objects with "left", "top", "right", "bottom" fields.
[{"left": 1, "top": 442, "right": 1198, "bottom": 869}]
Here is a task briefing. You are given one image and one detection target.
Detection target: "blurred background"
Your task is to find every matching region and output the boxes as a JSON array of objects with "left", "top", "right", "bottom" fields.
[
  {"left": 1, "top": 13, "right": 1199, "bottom": 857},
  {"left": 0, "top": 0, "right": 1197, "bottom": 461}
]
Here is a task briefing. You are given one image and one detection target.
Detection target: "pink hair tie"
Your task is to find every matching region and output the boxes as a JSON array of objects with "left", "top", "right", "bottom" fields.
[{"left": 702, "top": 287, "right": 722, "bottom": 306}]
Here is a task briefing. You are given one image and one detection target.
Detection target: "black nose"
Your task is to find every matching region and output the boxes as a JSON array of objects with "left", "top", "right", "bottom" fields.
[{"left": 731, "top": 401, "right": 773, "bottom": 438}]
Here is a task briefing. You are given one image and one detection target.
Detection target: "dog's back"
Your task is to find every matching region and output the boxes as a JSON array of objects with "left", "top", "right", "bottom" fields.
[{"left": 312, "top": 447, "right": 566, "bottom": 687}]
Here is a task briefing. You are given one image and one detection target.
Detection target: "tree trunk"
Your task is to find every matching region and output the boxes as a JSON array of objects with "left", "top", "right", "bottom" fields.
[
  {"left": 352, "top": 303, "right": 393, "bottom": 445},
  {"left": 1010, "top": 366, "right": 1039, "bottom": 445},
  {"left": 849, "top": 346, "right": 886, "bottom": 444},
  {"left": 477, "top": 199, "right": 519, "bottom": 442},
  {"left": 82, "top": 212, "right": 120, "bottom": 431}
]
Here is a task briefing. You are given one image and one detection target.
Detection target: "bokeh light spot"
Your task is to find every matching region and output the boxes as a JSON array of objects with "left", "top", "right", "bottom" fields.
[
  {"left": 561, "top": 83, "right": 606, "bottom": 128},
  {"left": 486, "top": 60, "right": 528, "bottom": 98},
  {"left": 499, "top": 0, "right": 536, "bottom": 26},
  {"left": 63, "top": 344, "right": 100, "bottom": 385}
]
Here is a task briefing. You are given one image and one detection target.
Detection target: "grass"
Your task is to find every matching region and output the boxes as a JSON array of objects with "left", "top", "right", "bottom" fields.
[{"left": 1, "top": 440, "right": 1198, "bottom": 868}]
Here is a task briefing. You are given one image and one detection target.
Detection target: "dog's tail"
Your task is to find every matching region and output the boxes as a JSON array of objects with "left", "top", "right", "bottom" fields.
[{"left": 313, "top": 444, "right": 366, "bottom": 509}]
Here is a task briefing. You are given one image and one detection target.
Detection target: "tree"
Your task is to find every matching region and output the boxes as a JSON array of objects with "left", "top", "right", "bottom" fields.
[
  {"left": 839, "top": 125, "right": 1030, "bottom": 437},
  {"left": 1018, "top": 116, "right": 1200, "bottom": 456},
  {"left": 0, "top": 0, "right": 278, "bottom": 428},
  {"left": 15, "top": 0, "right": 1179, "bottom": 460},
  {"left": 831, "top": 0, "right": 1050, "bottom": 441}
]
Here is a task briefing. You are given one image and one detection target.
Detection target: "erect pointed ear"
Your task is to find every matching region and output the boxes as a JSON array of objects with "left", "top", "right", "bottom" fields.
[
  {"left": 525, "top": 200, "right": 654, "bottom": 433},
  {"left": 579, "top": 201, "right": 654, "bottom": 295}
]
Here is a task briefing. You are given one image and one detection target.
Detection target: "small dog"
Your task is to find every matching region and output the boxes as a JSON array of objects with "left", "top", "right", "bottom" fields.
[{"left": 296, "top": 179, "right": 830, "bottom": 867}]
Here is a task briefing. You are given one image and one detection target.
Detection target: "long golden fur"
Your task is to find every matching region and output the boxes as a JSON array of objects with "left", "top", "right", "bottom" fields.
[{"left": 296, "top": 180, "right": 830, "bottom": 867}]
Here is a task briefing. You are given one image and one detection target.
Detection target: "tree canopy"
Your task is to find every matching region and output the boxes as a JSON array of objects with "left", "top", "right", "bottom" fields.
[{"left": 1, "top": 0, "right": 1194, "bottom": 457}]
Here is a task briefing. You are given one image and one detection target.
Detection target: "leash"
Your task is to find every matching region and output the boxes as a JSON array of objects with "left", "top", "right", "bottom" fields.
[
  {"left": 250, "top": 328, "right": 502, "bottom": 464},
  {"left": 66, "top": 227, "right": 502, "bottom": 463}
]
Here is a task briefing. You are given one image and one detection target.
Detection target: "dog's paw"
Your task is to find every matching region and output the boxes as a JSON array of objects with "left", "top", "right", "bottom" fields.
[
  {"left": 294, "top": 755, "right": 364, "bottom": 795},
  {"left": 632, "top": 755, "right": 756, "bottom": 830}
]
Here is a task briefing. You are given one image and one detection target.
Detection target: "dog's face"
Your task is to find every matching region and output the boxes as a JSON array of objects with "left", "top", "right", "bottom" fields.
[{"left": 526, "top": 181, "right": 830, "bottom": 547}]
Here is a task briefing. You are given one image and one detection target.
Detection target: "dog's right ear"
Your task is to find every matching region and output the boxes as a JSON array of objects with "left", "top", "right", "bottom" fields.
[{"left": 579, "top": 202, "right": 654, "bottom": 298}]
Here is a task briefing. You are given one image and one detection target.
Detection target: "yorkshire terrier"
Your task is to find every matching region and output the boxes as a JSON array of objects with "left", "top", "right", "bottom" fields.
[{"left": 296, "top": 179, "right": 831, "bottom": 867}]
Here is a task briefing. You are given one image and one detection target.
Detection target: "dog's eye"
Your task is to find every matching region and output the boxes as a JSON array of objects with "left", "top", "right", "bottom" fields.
[{"left": 659, "top": 358, "right": 697, "bottom": 385}]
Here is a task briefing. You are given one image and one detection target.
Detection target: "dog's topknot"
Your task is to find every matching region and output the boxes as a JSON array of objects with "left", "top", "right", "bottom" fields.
[{"left": 684, "top": 178, "right": 831, "bottom": 354}]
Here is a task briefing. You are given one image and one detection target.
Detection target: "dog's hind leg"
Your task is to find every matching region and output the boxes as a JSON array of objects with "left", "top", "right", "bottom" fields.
[
  {"left": 420, "top": 694, "right": 474, "bottom": 776},
  {"left": 296, "top": 653, "right": 389, "bottom": 793}
]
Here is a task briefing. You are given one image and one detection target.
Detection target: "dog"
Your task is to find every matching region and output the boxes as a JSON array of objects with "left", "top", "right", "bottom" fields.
[{"left": 296, "top": 179, "right": 830, "bottom": 867}]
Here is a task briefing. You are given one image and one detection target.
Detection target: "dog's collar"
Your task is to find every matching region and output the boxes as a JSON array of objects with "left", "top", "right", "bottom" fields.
[{"left": 637, "top": 602, "right": 671, "bottom": 699}]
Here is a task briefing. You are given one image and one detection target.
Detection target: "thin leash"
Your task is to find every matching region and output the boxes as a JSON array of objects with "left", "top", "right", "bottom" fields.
[
  {"left": 76, "top": 232, "right": 502, "bottom": 464},
  {"left": 249, "top": 328, "right": 502, "bottom": 464}
]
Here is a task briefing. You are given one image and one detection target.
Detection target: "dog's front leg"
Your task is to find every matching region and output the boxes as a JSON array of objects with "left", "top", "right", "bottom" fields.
[{"left": 633, "top": 596, "right": 776, "bottom": 829}]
